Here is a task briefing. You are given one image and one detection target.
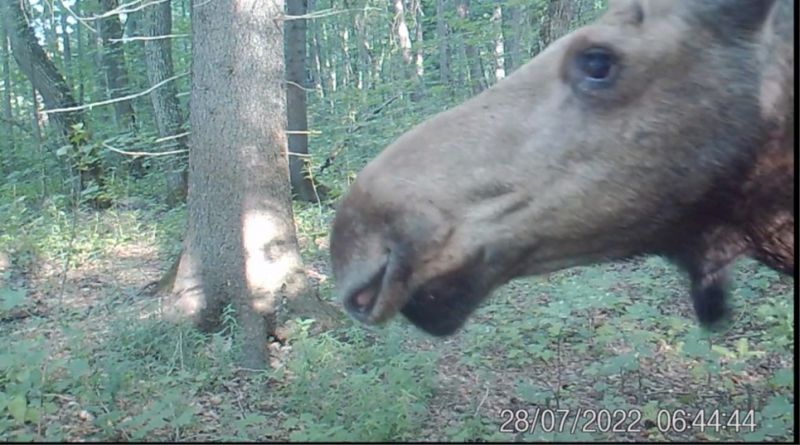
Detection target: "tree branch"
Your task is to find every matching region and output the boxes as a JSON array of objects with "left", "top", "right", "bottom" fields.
[
  {"left": 42, "top": 72, "right": 188, "bottom": 115},
  {"left": 103, "top": 142, "right": 188, "bottom": 157},
  {"left": 109, "top": 34, "right": 189, "bottom": 43},
  {"left": 86, "top": 0, "right": 170, "bottom": 21},
  {"left": 283, "top": 7, "right": 382, "bottom": 21}
]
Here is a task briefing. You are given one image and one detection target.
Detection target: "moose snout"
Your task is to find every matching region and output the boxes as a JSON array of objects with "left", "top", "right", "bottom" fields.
[{"left": 330, "top": 168, "right": 459, "bottom": 327}]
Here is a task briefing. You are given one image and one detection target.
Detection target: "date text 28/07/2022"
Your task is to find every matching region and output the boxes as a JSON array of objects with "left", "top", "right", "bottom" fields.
[{"left": 498, "top": 408, "right": 757, "bottom": 435}]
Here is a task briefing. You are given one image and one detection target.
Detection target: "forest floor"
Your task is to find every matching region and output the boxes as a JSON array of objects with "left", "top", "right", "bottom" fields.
[{"left": 0, "top": 203, "right": 794, "bottom": 442}]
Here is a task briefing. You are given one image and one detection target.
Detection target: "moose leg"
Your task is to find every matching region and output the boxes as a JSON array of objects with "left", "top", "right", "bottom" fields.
[
  {"left": 668, "top": 224, "right": 750, "bottom": 328},
  {"left": 687, "top": 267, "right": 731, "bottom": 327},
  {"left": 669, "top": 251, "right": 733, "bottom": 328}
]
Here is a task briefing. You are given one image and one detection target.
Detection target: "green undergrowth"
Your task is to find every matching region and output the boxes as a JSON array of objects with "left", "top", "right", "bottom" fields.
[
  {"left": 0, "top": 170, "right": 793, "bottom": 442},
  {"left": 0, "top": 292, "right": 440, "bottom": 441},
  {"left": 453, "top": 257, "right": 794, "bottom": 441}
]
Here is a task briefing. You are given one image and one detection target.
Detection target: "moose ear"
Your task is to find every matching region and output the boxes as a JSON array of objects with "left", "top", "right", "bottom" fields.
[{"left": 691, "top": 0, "right": 777, "bottom": 38}]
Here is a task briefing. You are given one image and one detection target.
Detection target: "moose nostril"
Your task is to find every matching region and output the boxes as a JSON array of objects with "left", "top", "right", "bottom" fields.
[
  {"left": 344, "top": 286, "right": 379, "bottom": 323},
  {"left": 353, "top": 289, "right": 375, "bottom": 308},
  {"left": 350, "top": 288, "right": 376, "bottom": 313},
  {"left": 342, "top": 261, "right": 388, "bottom": 320}
]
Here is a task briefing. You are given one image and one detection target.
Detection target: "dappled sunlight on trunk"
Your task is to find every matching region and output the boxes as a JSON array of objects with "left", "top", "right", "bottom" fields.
[
  {"left": 166, "top": 245, "right": 210, "bottom": 326},
  {"left": 242, "top": 209, "right": 304, "bottom": 314}
]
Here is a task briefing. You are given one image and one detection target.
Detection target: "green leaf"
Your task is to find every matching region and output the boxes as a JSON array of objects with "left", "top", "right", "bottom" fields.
[
  {"left": 516, "top": 382, "right": 551, "bottom": 404},
  {"left": 682, "top": 334, "right": 709, "bottom": 357},
  {"left": 0, "top": 287, "right": 26, "bottom": 311},
  {"left": 7, "top": 395, "right": 27, "bottom": 424},
  {"left": 15, "top": 368, "right": 31, "bottom": 383},
  {"left": 0, "top": 353, "right": 15, "bottom": 370},
  {"left": 55, "top": 145, "right": 71, "bottom": 157},
  {"left": 735, "top": 338, "right": 749, "bottom": 356},
  {"left": 770, "top": 368, "right": 793, "bottom": 388},
  {"left": 755, "top": 416, "right": 789, "bottom": 438},
  {"left": 761, "top": 395, "right": 792, "bottom": 419},
  {"left": 710, "top": 345, "right": 735, "bottom": 359},
  {"left": 174, "top": 407, "right": 195, "bottom": 427},
  {"left": 25, "top": 405, "right": 40, "bottom": 423},
  {"left": 67, "top": 358, "right": 91, "bottom": 379}
]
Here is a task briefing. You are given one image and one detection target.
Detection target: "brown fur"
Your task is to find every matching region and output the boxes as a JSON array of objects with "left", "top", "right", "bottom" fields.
[{"left": 330, "top": 0, "right": 795, "bottom": 336}]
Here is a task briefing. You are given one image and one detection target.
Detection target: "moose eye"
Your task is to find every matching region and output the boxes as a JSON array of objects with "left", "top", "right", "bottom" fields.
[{"left": 574, "top": 47, "right": 618, "bottom": 88}]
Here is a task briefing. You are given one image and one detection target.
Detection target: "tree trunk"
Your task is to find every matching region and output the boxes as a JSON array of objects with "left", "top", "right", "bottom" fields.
[
  {"left": 502, "top": 3, "right": 522, "bottom": 73},
  {"left": 411, "top": 0, "right": 425, "bottom": 100},
  {"left": 1, "top": 22, "right": 14, "bottom": 154},
  {"left": 2, "top": 0, "right": 107, "bottom": 206},
  {"left": 337, "top": 18, "right": 353, "bottom": 88},
  {"left": 491, "top": 4, "right": 505, "bottom": 82},
  {"left": 435, "top": 0, "right": 449, "bottom": 85},
  {"left": 168, "top": 0, "right": 339, "bottom": 369},
  {"left": 540, "top": 0, "right": 576, "bottom": 49},
  {"left": 320, "top": 20, "right": 335, "bottom": 96},
  {"left": 97, "top": 0, "right": 136, "bottom": 130},
  {"left": 75, "top": 0, "right": 85, "bottom": 103},
  {"left": 285, "top": 0, "right": 322, "bottom": 203},
  {"left": 60, "top": 5, "right": 73, "bottom": 90},
  {"left": 352, "top": 4, "right": 372, "bottom": 91},
  {"left": 390, "top": 0, "right": 416, "bottom": 89},
  {"left": 413, "top": 0, "right": 424, "bottom": 78},
  {"left": 29, "top": 85, "right": 41, "bottom": 144},
  {"left": 44, "top": 1, "right": 61, "bottom": 70},
  {"left": 123, "top": 10, "right": 148, "bottom": 92},
  {"left": 91, "top": 18, "right": 112, "bottom": 126},
  {"left": 142, "top": 0, "right": 189, "bottom": 203},
  {"left": 391, "top": 0, "right": 412, "bottom": 65},
  {"left": 455, "top": 0, "right": 485, "bottom": 95},
  {"left": 307, "top": 0, "right": 323, "bottom": 96},
  {"left": 30, "top": 85, "right": 48, "bottom": 197}
]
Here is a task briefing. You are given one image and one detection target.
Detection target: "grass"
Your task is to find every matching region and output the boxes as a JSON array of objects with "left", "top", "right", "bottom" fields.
[{"left": 0, "top": 189, "right": 793, "bottom": 441}]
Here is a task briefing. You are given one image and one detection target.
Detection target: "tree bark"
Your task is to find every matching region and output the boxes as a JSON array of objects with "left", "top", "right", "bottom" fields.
[
  {"left": 307, "top": 0, "right": 323, "bottom": 96},
  {"left": 412, "top": 0, "right": 424, "bottom": 79},
  {"left": 30, "top": 84, "right": 48, "bottom": 196},
  {"left": 168, "top": 0, "right": 339, "bottom": 369},
  {"left": 97, "top": 0, "right": 136, "bottom": 130},
  {"left": 502, "top": 2, "right": 521, "bottom": 73},
  {"left": 435, "top": 0, "right": 449, "bottom": 85},
  {"left": 59, "top": 5, "right": 73, "bottom": 90},
  {"left": 285, "top": 0, "right": 322, "bottom": 203},
  {"left": 391, "top": 0, "right": 413, "bottom": 66},
  {"left": 455, "top": 0, "right": 485, "bottom": 95},
  {"left": 336, "top": 17, "right": 353, "bottom": 88},
  {"left": 75, "top": 0, "right": 85, "bottom": 103},
  {"left": 491, "top": 4, "right": 505, "bottom": 82},
  {"left": 44, "top": 1, "right": 61, "bottom": 70},
  {"left": 123, "top": 9, "right": 148, "bottom": 90},
  {"left": 540, "top": 0, "right": 576, "bottom": 49},
  {"left": 2, "top": 0, "right": 107, "bottom": 206},
  {"left": 320, "top": 20, "right": 335, "bottom": 96},
  {"left": 391, "top": 0, "right": 417, "bottom": 90},
  {"left": 352, "top": 3, "right": 372, "bottom": 90},
  {"left": 142, "top": 0, "right": 189, "bottom": 202},
  {"left": 91, "top": 16, "right": 112, "bottom": 126},
  {"left": 411, "top": 0, "right": 425, "bottom": 100},
  {"left": 3, "top": 1, "right": 81, "bottom": 135},
  {"left": 1, "top": 21, "right": 14, "bottom": 154}
]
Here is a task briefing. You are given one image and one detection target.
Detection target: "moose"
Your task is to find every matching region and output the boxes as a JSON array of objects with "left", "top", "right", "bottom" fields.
[{"left": 330, "top": 0, "right": 795, "bottom": 336}]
